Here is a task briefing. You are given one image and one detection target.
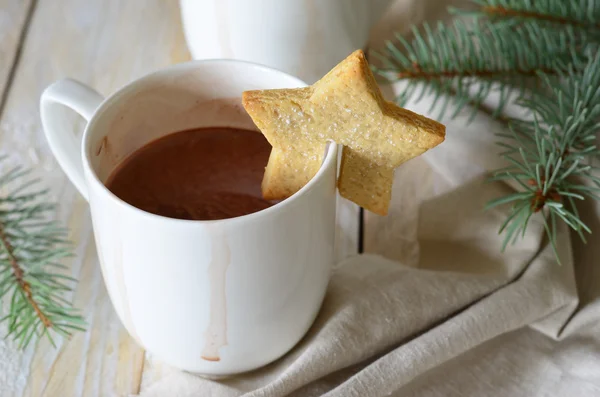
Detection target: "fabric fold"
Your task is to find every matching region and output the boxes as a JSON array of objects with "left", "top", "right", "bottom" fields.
[{"left": 136, "top": 169, "right": 595, "bottom": 396}]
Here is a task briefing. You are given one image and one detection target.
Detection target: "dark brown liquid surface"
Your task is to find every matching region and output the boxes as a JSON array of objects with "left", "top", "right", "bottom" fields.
[{"left": 106, "top": 127, "right": 274, "bottom": 220}]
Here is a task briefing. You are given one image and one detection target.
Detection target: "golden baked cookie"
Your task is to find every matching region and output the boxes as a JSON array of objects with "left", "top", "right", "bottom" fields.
[{"left": 242, "top": 50, "right": 445, "bottom": 215}]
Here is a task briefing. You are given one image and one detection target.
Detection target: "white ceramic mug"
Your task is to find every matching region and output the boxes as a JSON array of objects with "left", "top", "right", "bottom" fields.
[
  {"left": 180, "top": 0, "right": 392, "bottom": 83},
  {"left": 40, "top": 60, "right": 337, "bottom": 375}
]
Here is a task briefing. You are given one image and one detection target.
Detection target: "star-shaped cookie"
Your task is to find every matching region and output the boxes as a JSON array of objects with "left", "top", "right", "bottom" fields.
[{"left": 242, "top": 50, "right": 445, "bottom": 215}]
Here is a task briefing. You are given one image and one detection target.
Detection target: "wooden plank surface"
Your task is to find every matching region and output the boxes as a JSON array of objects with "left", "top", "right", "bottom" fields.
[
  {"left": 0, "top": 0, "right": 34, "bottom": 102},
  {"left": 0, "top": 0, "right": 189, "bottom": 395},
  {"left": 0, "top": 0, "right": 33, "bottom": 105},
  {"left": 0, "top": 3, "right": 38, "bottom": 396},
  {"left": 0, "top": 0, "right": 562, "bottom": 394},
  {"left": 0, "top": 0, "right": 361, "bottom": 395}
]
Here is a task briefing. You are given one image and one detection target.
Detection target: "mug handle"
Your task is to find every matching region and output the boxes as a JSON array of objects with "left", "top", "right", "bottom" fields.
[{"left": 40, "top": 79, "right": 104, "bottom": 201}]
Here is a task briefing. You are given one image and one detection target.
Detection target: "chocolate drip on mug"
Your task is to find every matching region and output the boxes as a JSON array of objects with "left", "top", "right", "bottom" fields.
[{"left": 201, "top": 226, "right": 230, "bottom": 361}]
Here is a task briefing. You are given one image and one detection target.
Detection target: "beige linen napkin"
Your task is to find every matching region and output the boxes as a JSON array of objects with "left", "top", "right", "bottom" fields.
[{"left": 135, "top": 170, "right": 599, "bottom": 396}]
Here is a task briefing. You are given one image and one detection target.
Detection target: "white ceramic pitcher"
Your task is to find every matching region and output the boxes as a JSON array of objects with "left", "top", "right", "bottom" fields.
[{"left": 179, "top": 0, "right": 392, "bottom": 83}]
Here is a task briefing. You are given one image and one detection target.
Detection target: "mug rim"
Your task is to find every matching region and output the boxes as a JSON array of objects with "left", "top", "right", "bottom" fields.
[{"left": 81, "top": 59, "right": 338, "bottom": 225}]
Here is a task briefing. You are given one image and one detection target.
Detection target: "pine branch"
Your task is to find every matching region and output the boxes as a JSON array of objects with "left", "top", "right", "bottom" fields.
[
  {"left": 482, "top": 6, "right": 599, "bottom": 29},
  {"left": 0, "top": 160, "right": 85, "bottom": 348},
  {"left": 0, "top": 224, "right": 53, "bottom": 329},
  {"left": 454, "top": 0, "right": 600, "bottom": 31},
  {"left": 395, "top": 65, "right": 556, "bottom": 80},
  {"left": 374, "top": 19, "right": 582, "bottom": 120},
  {"left": 487, "top": 52, "right": 600, "bottom": 261},
  {"left": 375, "top": 0, "right": 600, "bottom": 264}
]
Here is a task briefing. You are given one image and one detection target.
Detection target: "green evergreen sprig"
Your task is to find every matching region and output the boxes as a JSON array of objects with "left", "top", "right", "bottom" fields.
[
  {"left": 454, "top": 0, "right": 600, "bottom": 32},
  {"left": 0, "top": 160, "right": 85, "bottom": 348},
  {"left": 373, "top": 19, "right": 582, "bottom": 120},
  {"left": 487, "top": 53, "right": 600, "bottom": 260},
  {"left": 376, "top": 0, "right": 600, "bottom": 260}
]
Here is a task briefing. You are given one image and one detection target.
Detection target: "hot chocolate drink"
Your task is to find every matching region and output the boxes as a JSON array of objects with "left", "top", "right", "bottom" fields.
[{"left": 106, "top": 127, "right": 274, "bottom": 220}]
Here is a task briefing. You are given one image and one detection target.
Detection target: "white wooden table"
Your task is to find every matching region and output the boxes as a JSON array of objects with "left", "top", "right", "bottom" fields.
[{"left": 0, "top": 1, "right": 438, "bottom": 395}]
